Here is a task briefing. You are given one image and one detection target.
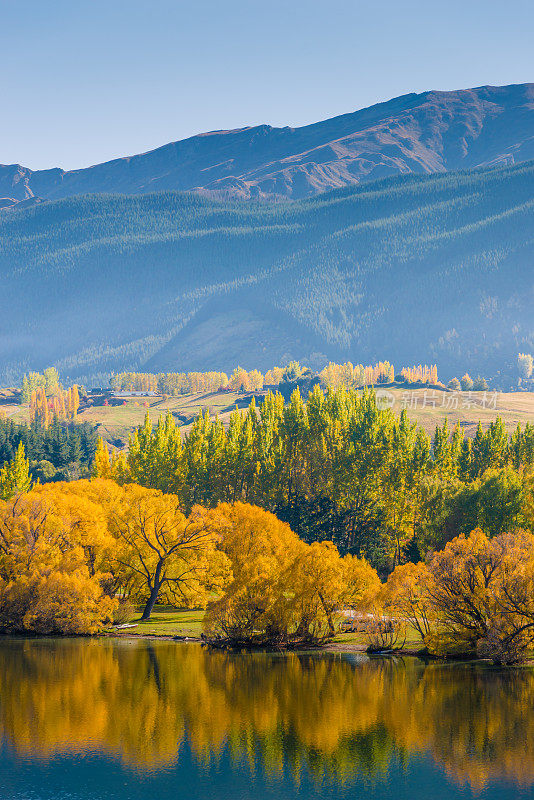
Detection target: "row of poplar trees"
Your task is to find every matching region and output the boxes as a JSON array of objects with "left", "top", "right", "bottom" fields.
[{"left": 96, "top": 386, "right": 534, "bottom": 571}]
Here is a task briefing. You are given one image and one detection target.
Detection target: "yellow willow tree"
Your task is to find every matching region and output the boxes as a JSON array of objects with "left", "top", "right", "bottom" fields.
[
  {"left": 108, "top": 484, "right": 230, "bottom": 620},
  {"left": 385, "top": 561, "right": 433, "bottom": 642},
  {"left": 33, "top": 480, "right": 118, "bottom": 576},
  {"left": 203, "top": 502, "right": 303, "bottom": 646},
  {"left": 288, "top": 541, "right": 350, "bottom": 638},
  {"left": 0, "top": 487, "right": 116, "bottom": 634},
  {"left": 424, "top": 528, "right": 534, "bottom": 662},
  {"left": 342, "top": 553, "right": 381, "bottom": 610},
  {"left": 204, "top": 503, "right": 380, "bottom": 647},
  {"left": 386, "top": 528, "right": 534, "bottom": 663}
]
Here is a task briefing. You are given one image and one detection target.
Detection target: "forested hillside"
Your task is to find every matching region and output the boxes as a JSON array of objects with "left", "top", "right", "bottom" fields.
[{"left": 0, "top": 161, "right": 533, "bottom": 385}]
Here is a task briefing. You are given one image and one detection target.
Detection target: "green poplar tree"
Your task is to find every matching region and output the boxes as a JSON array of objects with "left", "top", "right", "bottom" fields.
[{"left": 0, "top": 442, "right": 32, "bottom": 500}]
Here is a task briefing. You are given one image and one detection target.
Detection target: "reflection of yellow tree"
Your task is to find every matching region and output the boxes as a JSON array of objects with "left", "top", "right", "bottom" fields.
[
  {"left": 386, "top": 664, "right": 534, "bottom": 791},
  {"left": 0, "top": 640, "right": 186, "bottom": 768},
  {"left": 2, "top": 642, "right": 534, "bottom": 790}
]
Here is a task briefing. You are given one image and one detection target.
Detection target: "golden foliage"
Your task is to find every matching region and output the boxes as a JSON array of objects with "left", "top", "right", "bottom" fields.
[
  {"left": 400, "top": 364, "right": 439, "bottom": 384},
  {"left": 0, "top": 484, "right": 117, "bottom": 634},
  {"left": 204, "top": 503, "right": 379, "bottom": 646},
  {"left": 386, "top": 528, "right": 534, "bottom": 662},
  {"left": 29, "top": 384, "right": 80, "bottom": 426},
  {"left": 107, "top": 484, "right": 231, "bottom": 619}
]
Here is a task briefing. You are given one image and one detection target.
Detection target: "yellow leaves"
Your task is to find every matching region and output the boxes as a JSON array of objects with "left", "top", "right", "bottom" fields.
[
  {"left": 342, "top": 553, "right": 381, "bottom": 610},
  {"left": 0, "top": 441, "right": 32, "bottom": 500},
  {"left": 205, "top": 505, "right": 380, "bottom": 646},
  {"left": 0, "top": 468, "right": 381, "bottom": 642},
  {"left": 385, "top": 561, "right": 433, "bottom": 639},
  {"left": 228, "top": 366, "right": 264, "bottom": 392},
  {"left": 109, "top": 485, "right": 230, "bottom": 616},
  {"left": 213, "top": 501, "right": 300, "bottom": 571},
  {"left": 386, "top": 527, "right": 534, "bottom": 661},
  {"left": 18, "top": 570, "right": 116, "bottom": 635},
  {"left": 386, "top": 560, "right": 430, "bottom": 603},
  {"left": 93, "top": 438, "right": 129, "bottom": 483},
  {"left": 289, "top": 541, "right": 347, "bottom": 638},
  {"left": 0, "top": 483, "right": 118, "bottom": 634},
  {"left": 33, "top": 480, "right": 117, "bottom": 568},
  {"left": 29, "top": 382, "right": 80, "bottom": 426},
  {"left": 0, "top": 491, "right": 75, "bottom": 578},
  {"left": 93, "top": 437, "right": 112, "bottom": 478}
]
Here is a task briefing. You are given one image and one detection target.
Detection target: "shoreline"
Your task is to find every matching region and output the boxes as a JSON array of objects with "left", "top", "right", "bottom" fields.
[
  {"left": 103, "top": 631, "right": 534, "bottom": 663},
  {"left": 4, "top": 631, "right": 532, "bottom": 664},
  {"left": 103, "top": 630, "right": 427, "bottom": 657}
]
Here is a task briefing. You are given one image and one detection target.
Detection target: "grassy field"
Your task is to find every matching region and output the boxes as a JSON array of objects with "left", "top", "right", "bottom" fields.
[
  {"left": 3, "top": 388, "right": 534, "bottom": 450},
  {"left": 109, "top": 606, "right": 205, "bottom": 638},
  {"left": 380, "top": 388, "right": 534, "bottom": 437},
  {"left": 0, "top": 391, "right": 245, "bottom": 448},
  {"left": 65, "top": 388, "right": 534, "bottom": 448}
]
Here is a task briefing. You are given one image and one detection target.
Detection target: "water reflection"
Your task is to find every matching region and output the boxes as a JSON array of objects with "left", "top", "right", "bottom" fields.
[{"left": 1, "top": 639, "right": 534, "bottom": 793}]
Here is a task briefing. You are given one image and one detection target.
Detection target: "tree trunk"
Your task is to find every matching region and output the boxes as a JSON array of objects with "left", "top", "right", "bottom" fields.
[
  {"left": 318, "top": 592, "right": 335, "bottom": 636},
  {"left": 141, "top": 561, "right": 163, "bottom": 620},
  {"left": 141, "top": 588, "right": 159, "bottom": 621}
]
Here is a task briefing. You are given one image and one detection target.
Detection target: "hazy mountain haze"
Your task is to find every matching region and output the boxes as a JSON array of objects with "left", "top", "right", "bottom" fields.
[{"left": 0, "top": 158, "right": 532, "bottom": 385}]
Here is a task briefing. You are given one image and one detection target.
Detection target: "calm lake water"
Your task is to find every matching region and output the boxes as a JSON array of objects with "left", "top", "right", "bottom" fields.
[{"left": 1, "top": 639, "right": 534, "bottom": 800}]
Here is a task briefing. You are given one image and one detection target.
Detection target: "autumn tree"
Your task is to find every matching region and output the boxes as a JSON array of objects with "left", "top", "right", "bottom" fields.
[
  {"left": 460, "top": 373, "right": 474, "bottom": 391},
  {"left": 422, "top": 529, "right": 534, "bottom": 662},
  {"left": 93, "top": 436, "right": 112, "bottom": 478},
  {"left": 204, "top": 503, "right": 303, "bottom": 646},
  {"left": 92, "top": 437, "right": 128, "bottom": 483},
  {"left": 0, "top": 486, "right": 116, "bottom": 634},
  {"left": 204, "top": 503, "right": 379, "bottom": 648},
  {"left": 472, "top": 376, "right": 488, "bottom": 391},
  {"left": 263, "top": 366, "right": 284, "bottom": 386},
  {"left": 228, "top": 366, "right": 251, "bottom": 392},
  {"left": 35, "top": 479, "right": 118, "bottom": 576},
  {"left": 0, "top": 442, "right": 32, "bottom": 500},
  {"left": 342, "top": 553, "right": 381, "bottom": 611},
  {"left": 108, "top": 484, "right": 228, "bottom": 620},
  {"left": 289, "top": 543, "right": 379, "bottom": 640},
  {"left": 385, "top": 561, "right": 433, "bottom": 641}
]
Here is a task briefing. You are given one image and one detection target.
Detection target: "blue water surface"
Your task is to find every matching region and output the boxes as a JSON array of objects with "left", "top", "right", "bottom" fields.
[{"left": 0, "top": 639, "right": 533, "bottom": 800}]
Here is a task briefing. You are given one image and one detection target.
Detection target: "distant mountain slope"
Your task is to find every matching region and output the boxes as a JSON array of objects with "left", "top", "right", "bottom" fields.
[
  {"left": 0, "top": 161, "right": 533, "bottom": 385},
  {"left": 2, "top": 84, "right": 534, "bottom": 202}
]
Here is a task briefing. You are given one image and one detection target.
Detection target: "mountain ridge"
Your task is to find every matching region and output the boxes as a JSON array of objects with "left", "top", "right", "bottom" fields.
[{"left": 2, "top": 83, "right": 534, "bottom": 202}]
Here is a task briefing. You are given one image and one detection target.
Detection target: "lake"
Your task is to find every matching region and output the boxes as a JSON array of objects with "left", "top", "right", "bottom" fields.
[{"left": 1, "top": 638, "right": 534, "bottom": 799}]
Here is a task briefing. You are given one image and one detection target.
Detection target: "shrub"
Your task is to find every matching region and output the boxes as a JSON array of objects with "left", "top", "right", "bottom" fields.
[
  {"left": 0, "top": 571, "right": 117, "bottom": 635},
  {"left": 460, "top": 373, "right": 474, "bottom": 391},
  {"left": 472, "top": 376, "right": 488, "bottom": 391},
  {"left": 112, "top": 599, "right": 137, "bottom": 625}
]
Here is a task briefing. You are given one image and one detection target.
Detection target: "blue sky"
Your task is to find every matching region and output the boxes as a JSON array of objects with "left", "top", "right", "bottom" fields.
[{"left": 1, "top": 0, "right": 533, "bottom": 170}]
